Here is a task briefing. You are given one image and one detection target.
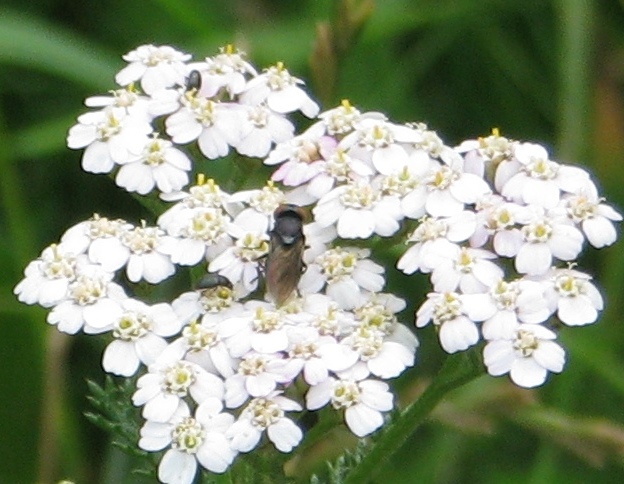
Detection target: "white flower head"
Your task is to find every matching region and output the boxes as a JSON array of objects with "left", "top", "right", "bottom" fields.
[
  {"left": 339, "top": 118, "right": 421, "bottom": 175},
  {"left": 224, "top": 352, "right": 301, "bottom": 409},
  {"left": 560, "top": 189, "right": 622, "bottom": 248},
  {"left": 102, "top": 299, "right": 182, "bottom": 377},
  {"left": 165, "top": 92, "right": 243, "bottom": 160},
  {"left": 227, "top": 393, "right": 303, "bottom": 453},
  {"left": 14, "top": 243, "right": 82, "bottom": 308},
  {"left": 483, "top": 324, "right": 565, "bottom": 388},
  {"left": 313, "top": 179, "right": 403, "bottom": 239},
  {"left": 515, "top": 210, "right": 584, "bottom": 276},
  {"left": 133, "top": 355, "right": 225, "bottom": 423},
  {"left": 195, "top": 44, "right": 257, "bottom": 98},
  {"left": 306, "top": 377, "right": 393, "bottom": 437},
  {"left": 541, "top": 267, "right": 604, "bottom": 326},
  {"left": 60, "top": 214, "right": 133, "bottom": 272},
  {"left": 299, "top": 247, "right": 385, "bottom": 310},
  {"left": 139, "top": 399, "right": 237, "bottom": 483},
  {"left": 121, "top": 223, "right": 176, "bottom": 284},
  {"left": 115, "top": 135, "right": 192, "bottom": 195},
  {"left": 235, "top": 103, "right": 295, "bottom": 158},
  {"left": 415, "top": 292, "right": 480, "bottom": 354},
  {"left": 240, "top": 62, "right": 319, "bottom": 118},
  {"left": 115, "top": 44, "right": 191, "bottom": 94},
  {"left": 500, "top": 142, "right": 591, "bottom": 209},
  {"left": 46, "top": 264, "right": 127, "bottom": 335},
  {"left": 397, "top": 211, "right": 476, "bottom": 275},
  {"left": 67, "top": 106, "right": 152, "bottom": 174}
]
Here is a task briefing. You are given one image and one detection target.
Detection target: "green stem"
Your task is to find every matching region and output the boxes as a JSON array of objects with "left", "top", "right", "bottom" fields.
[{"left": 344, "top": 349, "right": 484, "bottom": 484}]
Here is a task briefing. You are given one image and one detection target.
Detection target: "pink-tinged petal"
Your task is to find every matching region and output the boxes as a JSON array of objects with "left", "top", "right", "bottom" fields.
[
  {"left": 158, "top": 449, "right": 197, "bottom": 484},
  {"left": 510, "top": 357, "right": 548, "bottom": 388},
  {"left": 345, "top": 404, "right": 383, "bottom": 437},
  {"left": 102, "top": 340, "right": 139, "bottom": 376},
  {"left": 267, "top": 419, "right": 303, "bottom": 452},
  {"left": 515, "top": 243, "right": 551, "bottom": 275}
]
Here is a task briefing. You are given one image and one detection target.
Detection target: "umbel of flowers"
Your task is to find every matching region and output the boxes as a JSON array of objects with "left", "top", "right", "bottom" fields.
[{"left": 14, "top": 44, "right": 621, "bottom": 483}]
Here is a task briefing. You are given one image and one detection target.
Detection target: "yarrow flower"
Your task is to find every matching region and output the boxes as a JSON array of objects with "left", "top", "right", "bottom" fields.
[{"left": 15, "top": 43, "right": 621, "bottom": 484}]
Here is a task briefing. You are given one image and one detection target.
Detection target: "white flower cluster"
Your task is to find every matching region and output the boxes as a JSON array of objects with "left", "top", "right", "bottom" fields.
[
  {"left": 15, "top": 44, "right": 419, "bottom": 484},
  {"left": 14, "top": 43, "right": 621, "bottom": 483}
]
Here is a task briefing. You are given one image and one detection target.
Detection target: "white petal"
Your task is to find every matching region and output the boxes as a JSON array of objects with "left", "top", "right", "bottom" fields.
[
  {"left": 158, "top": 449, "right": 197, "bottom": 484},
  {"left": 345, "top": 404, "right": 383, "bottom": 437}
]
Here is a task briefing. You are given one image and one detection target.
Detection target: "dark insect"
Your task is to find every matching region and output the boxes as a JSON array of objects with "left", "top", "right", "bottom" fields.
[
  {"left": 265, "top": 204, "right": 306, "bottom": 306},
  {"left": 186, "top": 70, "right": 202, "bottom": 91},
  {"left": 194, "top": 273, "right": 232, "bottom": 290}
]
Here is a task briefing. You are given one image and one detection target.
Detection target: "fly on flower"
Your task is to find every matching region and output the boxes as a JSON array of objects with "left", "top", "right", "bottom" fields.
[{"left": 265, "top": 204, "right": 306, "bottom": 306}]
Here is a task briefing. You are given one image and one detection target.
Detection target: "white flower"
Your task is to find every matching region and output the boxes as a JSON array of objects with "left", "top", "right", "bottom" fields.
[
  {"left": 208, "top": 211, "right": 270, "bottom": 296},
  {"left": 560, "top": 189, "right": 622, "bottom": 248},
  {"left": 299, "top": 247, "right": 385, "bottom": 309},
  {"left": 227, "top": 394, "right": 303, "bottom": 453},
  {"left": 462, "top": 279, "right": 551, "bottom": 340},
  {"left": 60, "top": 214, "right": 132, "bottom": 272},
  {"left": 115, "top": 44, "right": 191, "bottom": 94},
  {"left": 470, "top": 196, "right": 528, "bottom": 257},
  {"left": 421, "top": 160, "right": 490, "bottom": 217},
  {"left": 47, "top": 265, "right": 126, "bottom": 334},
  {"left": 415, "top": 292, "right": 480, "bottom": 354},
  {"left": 339, "top": 118, "right": 421, "bottom": 175},
  {"left": 235, "top": 104, "right": 294, "bottom": 158},
  {"left": 67, "top": 106, "right": 151, "bottom": 174},
  {"left": 115, "top": 136, "right": 192, "bottom": 194},
  {"left": 285, "top": 325, "right": 339, "bottom": 385},
  {"left": 194, "top": 45, "right": 257, "bottom": 97},
  {"left": 306, "top": 378, "right": 393, "bottom": 437},
  {"left": 84, "top": 86, "right": 152, "bottom": 121},
  {"left": 429, "top": 246, "right": 504, "bottom": 294},
  {"left": 500, "top": 142, "right": 591, "bottom": 209},
  {"left": 139, "top": 399, "right": 237, "bottom": 483},
  {"left": 172, "top": 279, "right": 243, "bottom": 325},
  {"left": 121, "top": 224, "right": 176, "bottom": 284},
  {"left": 159, "top": 207, "right": 232, "bottom": 266},
  {"left": 240, "top": 62, "right": 319, "bottom": 118},
  {"left": 165, "top": 92, "right": 242, "bottom": 159},
  {"left": 102, "top": 299, "right": 182, "bottom": 377},
  {"left": 541, "top": 268, "right": 604, "bottom": 326},
  {"left": 224, "top": 352, "right": 301, "bottom": 409},
  {"left": 456, "top": 129, "right": 517, "bottom": 179},
  {"left": 133, "top": 356, "right": 224, "bottom": 423},
  {"left": 483, "top": 324, "right": 565, "bottom": 388},
  {"left": 313, "top": 179, "right": 403, "bottom": 238},
  {"left": 330, "top": 323, "right": 416, "bottom": 380},
  {"left": 515, "top": 211, "right": 584, "bottom": 276},
  {"left": 397, "top": 211, "right": 476, "bottom": 275},
  {"left": 14, "top": 244, "right": 81, "bottom": 308}
]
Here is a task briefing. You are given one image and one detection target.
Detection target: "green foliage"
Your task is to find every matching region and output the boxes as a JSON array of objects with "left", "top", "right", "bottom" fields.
[{"left": 311, "top": 440, "right": 369, "bottom": 484}]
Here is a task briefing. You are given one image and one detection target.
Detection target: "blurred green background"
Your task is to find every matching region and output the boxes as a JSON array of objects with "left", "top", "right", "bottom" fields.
[{"left": 2, "top": 0, "right": 624, "bottom": 483}]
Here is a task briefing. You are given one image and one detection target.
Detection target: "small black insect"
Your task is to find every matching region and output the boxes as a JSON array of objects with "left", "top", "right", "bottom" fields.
[
  {"left": 265, "top": 204, "right": 306, "bottom": 306},
  {"left": 186, "top": 70, "right": 202, "bottom": 91},
  {"left": 194, "top": 273, "right": 232, "bottom": 291}
]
